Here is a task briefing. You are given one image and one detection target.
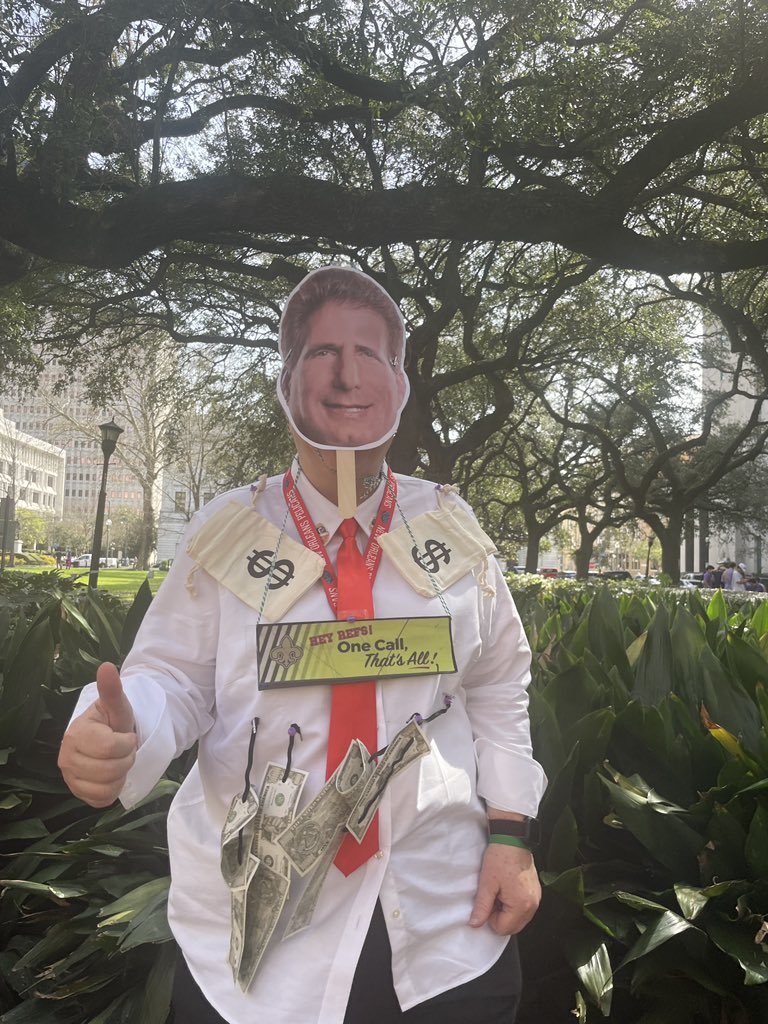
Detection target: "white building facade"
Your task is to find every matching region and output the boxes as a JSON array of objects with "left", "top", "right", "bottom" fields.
[
  {"left": 1, "top": 363, "right": 147, "bottom": 521},
  {"left": 0, "top": 409, "right": 66, "bottom": 518}
]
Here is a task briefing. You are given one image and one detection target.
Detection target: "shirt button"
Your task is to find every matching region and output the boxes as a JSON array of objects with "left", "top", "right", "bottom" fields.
[
  {"left": 375, "top": 851, "right": 384, "bottom": 860},
  {"left": 392, "top": 909, "right": 401, "bottom": 919}
]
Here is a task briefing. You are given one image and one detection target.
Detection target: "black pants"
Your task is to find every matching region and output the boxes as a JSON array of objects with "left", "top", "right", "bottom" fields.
[
  {"left": 344, "top": 902, "right": 521, "bottom": 1024},
  {"left": 172, "top": 903, "right": 521, "bottom": 1024}
]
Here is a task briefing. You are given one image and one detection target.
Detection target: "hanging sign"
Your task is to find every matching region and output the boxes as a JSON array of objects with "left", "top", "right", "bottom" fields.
[{"left": 256, "top": 616, "right": 456, "bottom": 690}]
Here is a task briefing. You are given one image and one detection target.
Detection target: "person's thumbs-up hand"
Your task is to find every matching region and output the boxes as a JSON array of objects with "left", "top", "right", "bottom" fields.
[{"left": 58, "top": 662, "right": 138, "bottom": 807}]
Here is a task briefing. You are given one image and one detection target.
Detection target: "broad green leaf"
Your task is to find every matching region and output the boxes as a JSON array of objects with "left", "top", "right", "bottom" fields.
[
  {"left": 0, "top": 879, "right": 87, "bottom": 899},
  {"left": 97, "top": 877, "right": 170, "bottom": 922},
  {"left": 541, "top": 664, "right": 601, "bottom": 730},
  {"left": 575, "top": 942, "right": 613, "bottom": 1016},
  {"left": 750, "top": 599, "right": 768, "bottom": 640},
  {"left": 633, "top": 605, "right": 673, "bottom": 706},
  {"left": 0, "top": 618, "right": 53, "bottom": 748},
  {"left": 529, "top": 686, "right": 565, "bottom": 783},
  {"left": 117, "top": 893, "right": 173, "bottom": 949},
  {"left": 545, "top": 803, "right": 579, "bottom": 874},
  {"left": 699, "top": 646, "right": 763, "bottom": 755},
  {"left": 618, "top": 910, "right": 695, "bottom": 968},
  {"left": 626, "top": 632, "right": 646, "bottom": 669},
  {"left": 669, "top": 605, "right": 707, "bottom": 712},
  {"left": 676, "top": 879, "right": 751, "bottom": 920},
  {"left": 601, "top": 776, "right": 704, "bottom": 878},
  {"left": 82, "top": 595, "right": 122, "bottom": 662},
  {"left": 706, "top": 914, "right": 768, "bottom": 985},
  {"left": 614, "top": 892, "right": 669, "bottom": 913},
  {"left": 562, "top": 707, "right": 615, "bottom": 771},
  {"left": 60, "top": 597, "right": 98, "bottom": 641},
  {"left": 706, "top": 589, "right": 728, "bottom": 623},
  {"left": 1, "top": 819, "right": 48, "bottom": 840},
  {"left": 121, "top": 580, "right": 153, "bottom": 658},
  {"left": 572, "top": 991, "right": 587, "bottom": 1023},
  {"left": 700, "top": 706, "right": 762, "bottom": 774},
  {"left": 674, "top": 884, "right": 709, "bottom": 920},
  {"left": 588, "top": 587, "right": 633, "bottom": 689},
  {"left": 0, "top": 793, "right": 25, "bottom": 810},
  {"left": 540, "top": 866, "right": 585, "bottom": 909}
]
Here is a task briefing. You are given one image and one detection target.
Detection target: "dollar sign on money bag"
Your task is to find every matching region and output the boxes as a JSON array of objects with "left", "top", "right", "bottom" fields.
[
  {"left": 412, "top": 539, "right": 451, "bottom": 574},
  {"left": 246, "top": 549, "right": 295, "bottom": 589}
]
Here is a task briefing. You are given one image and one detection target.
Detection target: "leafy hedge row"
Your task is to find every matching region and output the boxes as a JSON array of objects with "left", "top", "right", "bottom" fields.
[
  {"left": 0, "top": 574, "right": 180, "bottom": 1024},
  {"left": 1, "top": 574, "right": 767, "bottom": 1022},
  {"left": 511, "top": 580, "right": 768, "bottom": 1024}
]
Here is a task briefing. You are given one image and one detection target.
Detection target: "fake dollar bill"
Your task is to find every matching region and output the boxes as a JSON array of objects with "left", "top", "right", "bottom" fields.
[
  {"left": 282, "top": 835, "right": 340, "bottom": 940},
  {"left": 221, "top": 786, "right": 260, "bottom": 888},
  {"left": 229, "top": 855, "right": 290, "bottom": 990},
  {"left": 277, "top": 739, "right": 372, "bottom": 876},
  {"left": 346, "top": 719, "right": 431, "bottom": 843},
  {"left": 224, "top": 765, "right": 307, "bottom": 988},
  {"left": 228, "top": 851, "right": 260, "bottom": 978},
  {"left": 256, "top": 762, "right": 309, "bottom": 846}
]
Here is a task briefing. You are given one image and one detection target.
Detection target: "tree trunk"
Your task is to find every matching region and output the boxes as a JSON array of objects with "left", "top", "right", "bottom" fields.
[
  {"left": 524, "top": 529, "right": 542, "bottom": 573},
  {"left": 574, "top": 513, "right": 599, "bottom": 578},
  {"left": 574, "top": 543, "right": 593, "bottom": 579},
  {"left": 658, "top": 513, "right": 684, "bottom": 583},
  {"left": 137, "top": 487, "right": 155, "bottom": 570},
  {"left": 684, "top": 509, "right": 695, "bottom": 573}
]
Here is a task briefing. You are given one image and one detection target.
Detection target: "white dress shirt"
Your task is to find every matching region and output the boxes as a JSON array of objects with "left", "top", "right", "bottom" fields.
[{"left": 72, "top": 465, "right": 546, "bottom": 1024}]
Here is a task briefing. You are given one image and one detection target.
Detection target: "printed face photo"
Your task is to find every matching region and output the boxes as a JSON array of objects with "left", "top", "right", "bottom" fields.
[{"left": 278, "top": 268, "right": 410, "bottom": 450}]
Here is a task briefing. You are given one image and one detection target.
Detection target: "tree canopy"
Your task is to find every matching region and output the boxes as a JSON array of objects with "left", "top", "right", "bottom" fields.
[
  {"left": 2, "top": 0, "right": 768, "bottom": 294},
  {"left": 4, "top": 0, "right": 768, "bottom": 580}
]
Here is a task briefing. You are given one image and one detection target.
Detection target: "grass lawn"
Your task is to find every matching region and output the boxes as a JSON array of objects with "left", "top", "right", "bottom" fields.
[{"left": 5, "top": 566, "right": 168, "bottom": 597}]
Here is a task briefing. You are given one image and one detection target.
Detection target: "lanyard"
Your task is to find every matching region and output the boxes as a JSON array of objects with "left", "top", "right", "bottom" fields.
[{"left": 282, "top": 467, "right": 397, "bottom": 613}]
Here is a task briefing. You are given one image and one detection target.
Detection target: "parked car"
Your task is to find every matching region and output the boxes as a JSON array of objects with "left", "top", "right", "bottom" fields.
[
  {"left": 538, "top": 567, "right": 559, "bottom": 577},
  {"left": 680, "top": 572, "right": 704, "bottom": 588},
  {"left": 601, "top": 570, "right": 632, "bottom": 581},
  {"left": 70, "top": 554, "right": 92, "bottom": 567}
]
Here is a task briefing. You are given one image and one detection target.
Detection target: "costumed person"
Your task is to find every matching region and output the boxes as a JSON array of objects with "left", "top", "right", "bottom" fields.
[{"left": 58, "top": 266, "right": 547, "bottom": 1024}]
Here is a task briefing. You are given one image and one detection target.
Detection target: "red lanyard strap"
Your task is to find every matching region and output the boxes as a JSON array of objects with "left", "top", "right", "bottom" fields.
[{"left": 282, "top": 467, "right": 397, "bottom": 614}]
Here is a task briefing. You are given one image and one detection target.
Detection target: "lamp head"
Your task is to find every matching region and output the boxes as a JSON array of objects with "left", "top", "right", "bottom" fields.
[{"left": 98, "top": 419, "right": 124, "bottom": 458}]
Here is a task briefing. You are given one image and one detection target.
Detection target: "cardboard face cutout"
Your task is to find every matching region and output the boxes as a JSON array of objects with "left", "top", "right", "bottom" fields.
[{"left": 277, "top": 267, "right": 410, "bottom": 451}]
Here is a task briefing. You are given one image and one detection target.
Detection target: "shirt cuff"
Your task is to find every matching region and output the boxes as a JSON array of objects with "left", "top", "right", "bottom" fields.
[
  {"left": 118, "top": 676, "right": 177, "bottom": 809},
  {"left": 474, "top": 738, "right": 547, "bottom": 818}
]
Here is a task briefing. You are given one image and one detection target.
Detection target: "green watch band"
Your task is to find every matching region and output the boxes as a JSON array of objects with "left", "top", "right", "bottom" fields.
[{"left": 487, "top": 834, "right": 531, "bottom": 851}]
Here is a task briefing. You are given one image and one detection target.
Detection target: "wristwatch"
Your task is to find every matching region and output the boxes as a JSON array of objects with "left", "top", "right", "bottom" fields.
[{"left": 487, "top": 817, "right": 541, "bottom": 849}]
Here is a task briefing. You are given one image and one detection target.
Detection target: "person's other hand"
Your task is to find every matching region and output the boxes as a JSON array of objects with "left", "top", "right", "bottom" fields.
[
  {"left": 58, "top": 662, "right": 137, "bottom": 807},
  {"left": 469, "top": 843, "right": 541, "bottom": 935}
]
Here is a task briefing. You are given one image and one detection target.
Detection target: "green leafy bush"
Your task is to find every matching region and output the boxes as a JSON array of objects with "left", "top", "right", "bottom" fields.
[
  {"left": 516, "top": 582, "right": 768, "bottom": 1024},
  {"left": 2, "top": 574, "right": 768, "bottom": 1022},
  {"left": 0, "top": 573, "right": 178, "bottom": 1024}
]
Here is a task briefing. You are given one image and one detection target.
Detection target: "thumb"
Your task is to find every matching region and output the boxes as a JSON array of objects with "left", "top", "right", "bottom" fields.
[{"left": 95, "top": 662, "right": 135, "bottom": 734}]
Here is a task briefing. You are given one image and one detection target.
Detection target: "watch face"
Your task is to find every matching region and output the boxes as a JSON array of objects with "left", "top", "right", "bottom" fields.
[
  {"left": 488, "top": 818, "right": 541, "bottom": 848},
  {"left": 277, "top": 266, "right": 410, "bottom": 452}
]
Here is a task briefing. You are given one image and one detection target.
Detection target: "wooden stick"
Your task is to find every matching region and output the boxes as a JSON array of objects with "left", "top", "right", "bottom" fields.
[{"left": 336, "top": 449, "right": 358, "bottom": 518}]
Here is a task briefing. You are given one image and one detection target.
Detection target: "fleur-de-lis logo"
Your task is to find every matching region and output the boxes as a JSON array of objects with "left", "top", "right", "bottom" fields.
[{"left": 269, "top": 634, "right": 303, "bottom": 667}]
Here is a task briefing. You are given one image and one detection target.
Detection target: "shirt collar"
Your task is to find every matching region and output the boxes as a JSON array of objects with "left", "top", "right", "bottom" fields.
[{"left": 290, "top": 457, "right": 388, "bottom": 539}]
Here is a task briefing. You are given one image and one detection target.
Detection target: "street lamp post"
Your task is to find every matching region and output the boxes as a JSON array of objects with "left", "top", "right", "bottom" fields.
[{"left": 89, "top": 419, "right": 123, "bottom": 589}]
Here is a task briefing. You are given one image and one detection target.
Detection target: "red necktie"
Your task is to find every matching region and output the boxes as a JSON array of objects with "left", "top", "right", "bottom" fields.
[{"left": 326, "top": 518, "right": 379, "bottom": 874}]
